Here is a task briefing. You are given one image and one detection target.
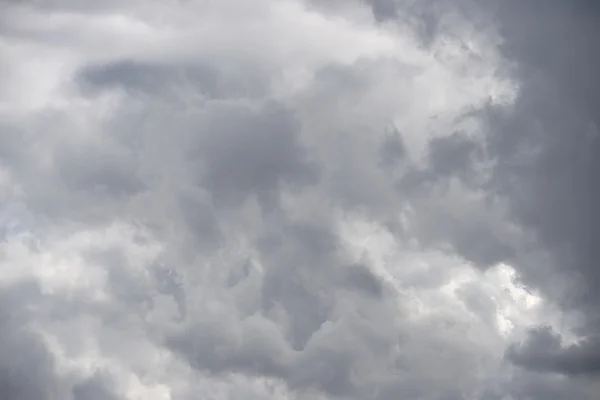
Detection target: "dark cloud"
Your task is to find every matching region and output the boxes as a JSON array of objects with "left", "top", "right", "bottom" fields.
[
  {"left": 72, "top": 374, "right": 123, "bottom": 400},
  {"left": 426, "top": 133, "right": 481, "bottom": 180},
  {"left": 188, "top": 101, "right": 320, "bottom": 210},
  {"left": 507, "top": 326, "right": 600, "bottom": 376},
  {"left": 486, "top": 0, "right": 600, "bottom": 299},
  {"left": 77, "top": 59, "right": 269, "bottom": 100},
  {"left": 367, "top": 0, "right": 600, "bottom": 394},
  {"left": 341, "top": 263, "right": 384, "bottom": 297},
  {"left": 469, "top": 0, "right": 600, "bottom": 385},
  {"left": 56, "top": 141, "right": 146, "bottom": 198},
  {"left": 378, "top": 126, "right": 407, "bottom": 169},
  {"left": 307, "top": 0, "right": 600, "bottom": 394},
  {"left": 0, "top": 281, "right": 60, "bottom": 400},
  {"left": 78, "top": 60, "right": 181, "bottom": 97}
]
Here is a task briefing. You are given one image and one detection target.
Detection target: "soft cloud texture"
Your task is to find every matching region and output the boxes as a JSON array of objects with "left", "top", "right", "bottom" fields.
[{"left": 0, "top": 1, "right": 597, "bottom": 399}]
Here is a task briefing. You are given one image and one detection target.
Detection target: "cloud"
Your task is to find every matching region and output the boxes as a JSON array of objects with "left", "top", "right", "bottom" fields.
[
  {"left": 0, "top": 280, "right": 62, "bottom": 400},
  {"left": 0, "top": 0, "right": 597, "bottom": 399},
  {"left": 507, "top": 326, "right": 600, "bottom": 375},
  {"left": 463, "top": 1, "right": 600, "bottom": 391}
]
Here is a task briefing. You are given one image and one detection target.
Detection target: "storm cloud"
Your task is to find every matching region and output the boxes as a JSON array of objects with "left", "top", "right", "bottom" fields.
[{"left": 0, "top": 0, "right": 598, "bottom": 399}]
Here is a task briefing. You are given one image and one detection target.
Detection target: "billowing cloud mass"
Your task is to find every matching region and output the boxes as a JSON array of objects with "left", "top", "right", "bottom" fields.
[{"left": 0, "top": 0, "right": 598, "bottom": 399}]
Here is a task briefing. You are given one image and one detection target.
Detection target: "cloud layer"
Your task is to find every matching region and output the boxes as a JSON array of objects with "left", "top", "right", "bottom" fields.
[{"left": 0, "top": 1, "right": 598, "bottom": 399}]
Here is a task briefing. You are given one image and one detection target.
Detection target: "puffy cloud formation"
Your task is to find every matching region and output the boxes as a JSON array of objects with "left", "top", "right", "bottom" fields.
[{"left": 0, "top": 1, "right": 598, "bottom": 399}]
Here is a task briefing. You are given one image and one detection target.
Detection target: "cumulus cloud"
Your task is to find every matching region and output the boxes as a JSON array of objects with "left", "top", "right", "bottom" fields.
[{"left": 0, "top": 0, "right": 597, "bottom": 399}]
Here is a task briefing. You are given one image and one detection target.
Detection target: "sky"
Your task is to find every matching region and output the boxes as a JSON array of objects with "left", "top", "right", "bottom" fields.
[{"left": 0, "top": 0, "right": 598, "bottom": 399}]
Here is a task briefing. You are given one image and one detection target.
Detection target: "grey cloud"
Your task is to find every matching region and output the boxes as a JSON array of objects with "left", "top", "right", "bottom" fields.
[
  {"left": 483, "top": 0, "right": 600, "bottom": 293},
  {"left": 90, "top": 248, "right": 155, "bottom": 312},
  {"left": 297, "top": 55, "right": 514, "bottom": 266},
  {"left": 370, "top": 0, "right": 398, "bottom": 21},
  {"left": 188, "top": 101, "right": 319, "bottom": 210},
  {"left": 72, "top": 374, "right": 123, "bottom": 400},
  {"left": 176, "top": 189, "right": 222, "bottom": 250},
  {"left": 0, "top": 202, "right": 35, "bottom": 240},
  {"left": 168, "top": 305, "right": 395, "bottom": 399},
  {"left": 167, "top": 311, "right": 294, "bottom": 380},
  {"left": 507, "top": 326, "right": 600, "bottom": 376},
  {"left": 4, "top": 0, "right": 598, "bottom": 399},
  {"left": 153, "top": 264, "right": 187, "bottom": 319},
  {"left": 0, "top": 123, "right": 28, "bottom": 169},
  {"left": 399, "top": 177, "right": 517, "bottom": 267},
  {"left": 166, "top": 214, "right": 388, "bottom": 397},
  {"left": 77, "top": 60, "right": 179, "bottom": 97},
  {"left": 0, "top": 252, "right": 130, "bottom": 400},
  {"left": 0, "top": 119, "right": 146, "bottom": 227},
  {"left": 56, "top": 142, "right": 146, "bottom": 198},
  {"left": 341, "top": 263, "right": 384, "bottom": 298},
  {"left": 506, "top": 369, "right": 600, "bottom": 400},
  {"left": 309, "top": 0, "right": 490, "bottom": 46},
  {"left": 0, "top": 281, "right": 62, "bottom": 400},
  {"left": 426, "top": 133, "right": 481, "bottom": 181},
  {"left": 296, "top": 60, "right": 416, "bottom": 224},
  {"left": 477, "top": 0, "right": 600, "bottom": 358},
  {"left": 1, "top": 0, "right": 124, "bottom": 13},
  {"left": 378, "top": 126, "right": 407, "bottom": 169},
  {"left": 77, "top": 59, "right": 269, "bottom": 100},
  {"left": 456, "top": 282, "right": 498, "bottom": 325},
  {"left": 167, "top": 210, "right": 496, "bottom": 399},
  {"left": 257, "top": 217, "right": 348, "bottom": 350},
  {"left": 362, "top": 0, "right": 600, "bottom": 386},
  {"left": 399, "top": 0, "right": 600, "bottom": 395},
  {"left": 305, "top": 0, "right": 600, "bottom": 395},
  {"left": 395, "top": 131, "right": 484, "bottom": 200}
]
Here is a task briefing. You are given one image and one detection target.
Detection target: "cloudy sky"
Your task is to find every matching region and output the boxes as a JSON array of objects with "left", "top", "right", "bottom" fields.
[{"left": 0, "top": 0, "right": 598, "bottom": 399}]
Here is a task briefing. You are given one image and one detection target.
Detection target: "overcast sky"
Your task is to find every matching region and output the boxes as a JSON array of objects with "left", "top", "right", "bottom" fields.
[{"left": 0, "top": 1, "right": 598, "bottom": 399}]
